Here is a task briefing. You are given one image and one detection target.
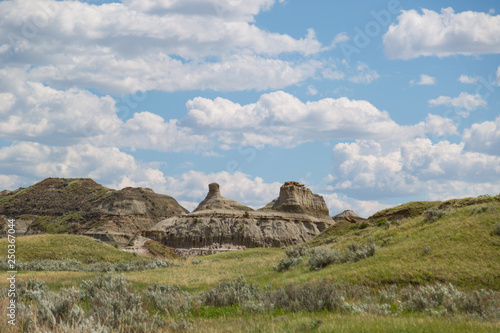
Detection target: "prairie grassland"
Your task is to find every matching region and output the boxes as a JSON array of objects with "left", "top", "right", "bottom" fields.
[
  {"left": 0, "top": 234, "right": 137, "bottom": 262},
  {"left": 0, "top": 198, "right": 499, "bottom": 332},
  {"left": 189, "top": 314, "right": 500, "bottom": 333}
]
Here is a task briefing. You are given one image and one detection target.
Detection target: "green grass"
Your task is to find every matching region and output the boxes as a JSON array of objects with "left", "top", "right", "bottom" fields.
[
  {"left": 125, "top": 200, "right": 500, "bottom": 291},
  {"left": 0, "top": 234, "right": 137, "bottom": 262},
  {"left": 187, "top": 313, "right": 500, "bottom": 333},
  {"left": 1, "top": 200, "right": 499, "bottom": 293},
  {"left": 0, "top": 198, "right": 499, "bottom": 331}
]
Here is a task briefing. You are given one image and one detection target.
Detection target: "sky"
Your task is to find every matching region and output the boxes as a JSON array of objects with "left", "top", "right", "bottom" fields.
[{"left": 0, "top": 0, "right": 499, "bottom": 217}]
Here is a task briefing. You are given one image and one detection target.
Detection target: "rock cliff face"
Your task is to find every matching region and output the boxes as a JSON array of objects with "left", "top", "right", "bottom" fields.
[
  {"left": 332, "top": 210, "right": 366, "bottom": 222},
  {"left": 145, "top": 181, "right": 333, "bottom": 250},
  {"left": 259, "top": 181, "right": 330, "bottom": 219},
  {"left": 193, "top": 183, "right": 253, "bottom": 213},
  {"left": 145, "top": 214, "right": 330, "bottom": 249},
  {"left": 0, "top": 178, "right": 188, "bottom": 245}
]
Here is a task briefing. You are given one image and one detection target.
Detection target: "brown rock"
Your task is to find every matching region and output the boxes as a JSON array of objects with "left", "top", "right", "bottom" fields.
[
  {"left": 193, "top": 183, "right": 254, "bottom": 213},
  {"left": 258, "top": 181, "right": 330, "bottom": 219}
]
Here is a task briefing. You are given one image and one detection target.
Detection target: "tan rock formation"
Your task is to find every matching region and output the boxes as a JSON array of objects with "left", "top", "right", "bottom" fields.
[
  {"left": 193, "top": 183, "right": 254, "bottom": 213},
  {"left": 332, "top": 210, "right": 366, "bottom": 222},
  {"left": 259, "top": 181, "right": 330, "bottom": 219},
  {"left": 144, "top": 214, "right": 330, "bottom": 249},
  {"left": 0, "top": 178, "right": 189, "bottom": 245},
  {"left": 145, "top": 181, "right": 334, "bottom": 250}
]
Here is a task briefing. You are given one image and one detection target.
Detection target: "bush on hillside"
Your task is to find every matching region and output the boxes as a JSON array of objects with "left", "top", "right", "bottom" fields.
[
  {"left": 493, "top": 222, "right": 500, "bottom": 236},
  {"left": 273, "top": 257, "right": 302, "bottom": 272},
  {"left": 423, "top": 207, "right": 449, "bottom": 223}
]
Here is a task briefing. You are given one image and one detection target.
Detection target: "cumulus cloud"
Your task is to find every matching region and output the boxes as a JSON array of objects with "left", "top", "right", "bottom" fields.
[
  {"left": 348, "top": 62, "right": 379, "bottom": 84},
  {"left": 181, "top": 91, "right": 448, "bottom": 149},
  {"left": 123, "top": 0, "right": 283, "bottom": 21},
  {"left": 0, "top": 142, "right": 166, "bottom": 190},
  {"left": 0, "top": 0, "right": 322, "bottom": 94},
  {"left": 458, "top": 75, "right": 479, "bottom": 84},
  {"left": 410, "top": 74, "right": 436, "bottom": 86},
  {"left": 428, "top": 92, "right": 487, "bottom": 116},
  {"left": 329, "top": 138, "right": 500, "bottom": 200},
  {"left": 0, "top": 67, "right": 121, "bottom": 145},
  {"left": 160, "top": 170, "right": 282, "bottom": 210},
  {"left": 463, "top": 115, "right": 500, "bottom": 156},
  {"left": 384, "top": 8, "right": 500, "bottom": 59},
  {"left": 323, "top": 192, "right": 391, "bottom": 218}
]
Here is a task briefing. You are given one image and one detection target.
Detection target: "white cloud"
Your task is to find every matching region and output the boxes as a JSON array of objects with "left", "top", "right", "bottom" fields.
[
  {"left": 0, "top": 142, "right": 167, "bottom": 190},
  {"left": 428, "top": 92, "right": 487, "bottom": 116},
  {"left": 323, "top": 192, "right": 391, "bottom": 218},
  {"left": 0, "top": 67, "right": 121, "bottom": 144},
  {"left": 160, "top": 170, "right": 282, "bottom": 210},
  {"left": 0, "top": 0, "right": 323, "bottom": 94},
  {"left": 348, "top": 62, "right": 379, "bottom": 84},
  {"left": 463, "top": 115, "right": 500, "bottom": 156},
  {"left": 306, "top": 85, "right": 318, "bottom": 96},
  {"left": 123, "top": 0, "right": 281, "bottom": 22},
  {"left": 181, "top": 91, "right": 442, "bottom": 149},
  {"left": 328, "top": 32, "right": 350, "bottom": 49},
  {"left": 418, "top": 114, "right": 458, "bottom": 137},
  {"left": 410, "top": 74, "right": 436, "bottom": 86},
  {"left": 329, "top": 138, "right": 500, "bottom": 200},
  {"left": 458, "top": 74, "right": 479, "bottom": 84},
  {"left": 112, "top": 112, "right": 207, "bottom": 152},
  {"left": 384, "top": 8, "right": 500, "bottom": 59}
]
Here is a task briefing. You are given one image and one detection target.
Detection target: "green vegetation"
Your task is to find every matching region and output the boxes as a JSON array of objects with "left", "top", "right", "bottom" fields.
[
  {"left": 370, "top": 200, "right": 441, "bottom": 220},
  {"left": 144, "top": 240, "right": 178, "bottom": 259},
  {"left": 0, "top": 234, "right": 137, "bottom": 262},
  {"left": 1, "top": 195, "right": 499, "bottom": 332},
  {"left": 1, "top": 274, "right": 498, "bottom": 332}
]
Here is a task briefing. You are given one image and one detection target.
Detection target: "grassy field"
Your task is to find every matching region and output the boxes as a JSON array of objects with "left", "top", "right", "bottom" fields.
[
  {"left": 0, "top": 196, "right": 499, "bottom": 332},
  {"left": 3, "top": 198, "right": 498, "bottom": 292},
  {"left": 0, "top": 234, "right": 137, "bottom": 262}
]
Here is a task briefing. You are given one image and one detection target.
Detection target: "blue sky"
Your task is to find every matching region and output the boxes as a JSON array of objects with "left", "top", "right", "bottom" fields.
[{"left": 0, "top": 0, "right": 499, "bottom": 216}]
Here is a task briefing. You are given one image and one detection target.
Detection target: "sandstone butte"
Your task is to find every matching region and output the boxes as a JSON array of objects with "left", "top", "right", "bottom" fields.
[{"left": 0, "top": 178, "right": 364, "bottom": 255}]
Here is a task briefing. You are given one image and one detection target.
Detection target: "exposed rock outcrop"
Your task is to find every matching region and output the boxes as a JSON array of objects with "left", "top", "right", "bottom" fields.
[
  {"left": 332, "top": 210, "right": 366, "bottom": 222},
  {"left": 259, "top": 181, "right": 330, "bottom": 219},
  {"left": 193, "top": 183, "right": 253, "bottom": 213},
  {"left": 0, "top": 178, "right": 188, "bottom": 245},
  {"left": 144, "top": 214, "right": 329, "bottom": 249},
  {"left": 145, "top": 181, "right": 333, "bottom": 251}
]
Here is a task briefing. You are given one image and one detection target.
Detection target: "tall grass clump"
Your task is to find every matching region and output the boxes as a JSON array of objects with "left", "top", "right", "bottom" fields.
[
  {"left": 3, "top": 275, "right": 499, "bottom": 332},
  {"left": 308, "top": 242, "right": 377, "bottom": 270},
  {"left": 493, "top": 222, "right": 500, "bottom": 236},
  {"left": 145, "top": 283, "right": 198, "bottom": 315},
  {"left": 202, "top": 276, "right": 263, "bottom": 307},
  {"left": 0, "top": 258, "right": 173, "bottom": 272},
  {"left": 399, "top": 283, "right": 500, "bottom": 319},
  {"left": 423, "top": 207, "right": 449, "bottom": 223},
  {"left": 79, "top": 274, "right": 163, "bottom": 332}
]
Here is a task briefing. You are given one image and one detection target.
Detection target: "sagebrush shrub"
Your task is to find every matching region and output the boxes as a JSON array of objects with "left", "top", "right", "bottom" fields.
[
  {"left": 285, "top": 245, "right": 310, "bottom": 258},
  {"left": 273, "top": 257, "right": 302, "bottom": 272},
  {"left": 202, "top": 276, "right": 262, "bottom": 307},
  {"left": 423, "top": 207, "right": 449, "bottom": 223},
  {"left": 493, "top": 222, "right": 500, "bottom": 236},
  {"left": 308, "top": 247, "right": 342, "bottom": 269},
  {"left": 145, "top": 283, "right": 196, "bottom": 315}
]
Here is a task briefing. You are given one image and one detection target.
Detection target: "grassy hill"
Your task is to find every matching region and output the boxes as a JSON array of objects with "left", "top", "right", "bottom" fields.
[
  {"left": 0, "top": 234, "right": 137, "bottom": 263},
  {"left": 0, "top": 195, "right": 499, "bottom": 332},
  {"left": 3, "top": 195, "right": 498, "bottom": 292}
]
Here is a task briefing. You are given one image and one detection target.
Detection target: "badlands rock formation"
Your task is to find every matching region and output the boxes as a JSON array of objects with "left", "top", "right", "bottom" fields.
[
  {"left": 144, "top": 181, "right": 333, "bottom": 250},
  {"left": 0, "top": 178, "right": 188, "bottom": 245},
  {"left": 193, "top": 183, "right": 254, "bottom": 213},
  {"left": 332, "top": 210, "right": 366, "bottom": 222},
  {"left": 259, "top": 181, "right": 330, "bottom": 219}
]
